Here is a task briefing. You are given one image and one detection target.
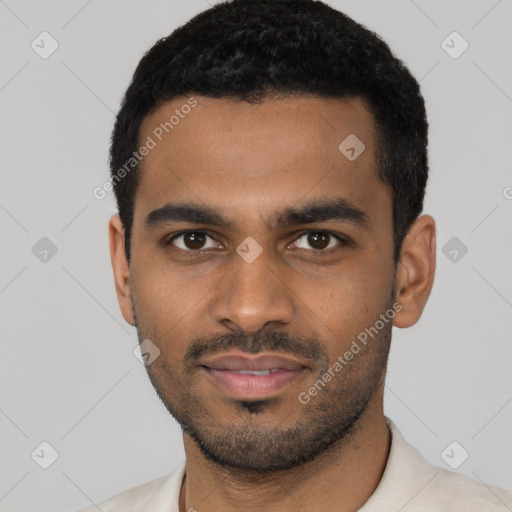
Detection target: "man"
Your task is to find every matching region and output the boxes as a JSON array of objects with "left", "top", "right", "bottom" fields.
[{"left": 79, "top": 0, "right": 512, "bottom": 510}]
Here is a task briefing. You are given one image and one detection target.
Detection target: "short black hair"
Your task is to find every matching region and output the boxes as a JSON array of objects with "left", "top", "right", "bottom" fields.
[{"left": 110, "top": 0, "right": 428, "bottom": 264}]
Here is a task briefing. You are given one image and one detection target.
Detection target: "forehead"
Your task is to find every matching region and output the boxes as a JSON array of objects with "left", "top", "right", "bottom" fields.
[{"left": 135, "top": 95, "right": 389, "bottom": 230}]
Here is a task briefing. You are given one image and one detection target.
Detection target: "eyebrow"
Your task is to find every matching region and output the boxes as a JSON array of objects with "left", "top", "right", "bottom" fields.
[{"left": 144, "top": 198, "right": 372, "bottom": 232}]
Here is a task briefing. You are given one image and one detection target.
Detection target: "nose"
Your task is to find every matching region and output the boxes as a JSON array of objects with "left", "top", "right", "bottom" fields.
[{"left": 211, "top": 247, "right": 295, "bottom": 334}]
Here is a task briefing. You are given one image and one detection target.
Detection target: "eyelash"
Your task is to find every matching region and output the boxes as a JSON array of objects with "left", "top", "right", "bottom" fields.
[{"left": 163, "top": 229, "right": 352, "bottom": 253}]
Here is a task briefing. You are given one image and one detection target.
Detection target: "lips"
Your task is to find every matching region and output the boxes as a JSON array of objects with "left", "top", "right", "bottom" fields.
[
  {"left": 200, "top": 351, "right": 309, "bottom": 400},
  {"left": 202, "top": 353, "right": 307, "bottom": 372}
]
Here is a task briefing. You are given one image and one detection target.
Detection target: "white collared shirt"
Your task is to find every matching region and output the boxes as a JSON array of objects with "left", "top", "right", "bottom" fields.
[{"left": 75, "top": 417, "right": 512, "bottom": 511}]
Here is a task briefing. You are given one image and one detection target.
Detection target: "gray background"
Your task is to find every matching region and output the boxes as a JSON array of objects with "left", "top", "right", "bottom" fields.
[{"left": 1, "top": 0, "right": 511, "bottom": 510}]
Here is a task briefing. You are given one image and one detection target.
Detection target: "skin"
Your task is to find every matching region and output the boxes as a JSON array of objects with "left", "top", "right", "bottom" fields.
[{"left": 109, "top": 95, "right": 436, "bottom": 512}]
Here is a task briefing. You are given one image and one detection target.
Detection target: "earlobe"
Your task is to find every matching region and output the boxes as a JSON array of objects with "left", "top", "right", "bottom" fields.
[
  {"left": 109, "top": 215, "right": 135, "bottom": 326},
  {"left": 392, "top": 215, "right": 436, "bottom": 329}
]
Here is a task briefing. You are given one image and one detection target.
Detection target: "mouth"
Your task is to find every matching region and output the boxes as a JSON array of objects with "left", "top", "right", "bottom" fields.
[{"left": 200, "top": 351, "right": 309, "bottom": 400}]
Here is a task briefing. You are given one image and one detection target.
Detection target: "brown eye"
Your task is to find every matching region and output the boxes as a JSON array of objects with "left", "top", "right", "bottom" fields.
[
  {"left": 308, "top": 232, "right": 329, "bottom": 249},
  {"left": 183, "top": 232, "right": 207, "bottom": 250},
  {"left": 167, "top": 231, "right": 220, "bottom": 251},
  {"left": 293, "top": 231, "right": 344, "bottom": 251}
]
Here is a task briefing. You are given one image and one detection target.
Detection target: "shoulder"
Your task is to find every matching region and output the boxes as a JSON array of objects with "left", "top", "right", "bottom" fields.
[
  {"left": 74, "top": 463, "right": 185, "bottom": 512},
  {"left": 380, "top": 418, "right": 512, "bottom": 511},
  {"left": 421, "top": 466, "right": 512, "bottom": 511}
]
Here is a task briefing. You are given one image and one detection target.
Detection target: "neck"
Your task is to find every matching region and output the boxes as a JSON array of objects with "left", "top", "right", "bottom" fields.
[{"left": 178, "top": 400, "right": 391, "bottom": 512}]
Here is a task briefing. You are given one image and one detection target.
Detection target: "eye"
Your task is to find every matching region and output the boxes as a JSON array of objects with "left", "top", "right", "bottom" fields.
[
  {"left": 291, "top": 231, "right": 347, "bottom": 251},
  {"left": 165, "top": 230, "right": 222, "bottom": 251}
]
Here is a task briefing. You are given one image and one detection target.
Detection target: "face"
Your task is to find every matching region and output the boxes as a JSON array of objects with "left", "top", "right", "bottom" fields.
[{"left": 116, "top": 95, "right": 402, "bottom": 472}]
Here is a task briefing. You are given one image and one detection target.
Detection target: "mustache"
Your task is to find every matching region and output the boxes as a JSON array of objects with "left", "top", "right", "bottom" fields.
[{"left": 185, "top": 330, "right": 329, "bottom": 369}]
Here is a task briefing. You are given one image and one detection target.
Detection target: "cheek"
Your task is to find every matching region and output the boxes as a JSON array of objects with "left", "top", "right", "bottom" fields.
[
  {"left": 131, "top": 265, "right": 216, "bottom": 349},
  {"left": 133, "top": 253, "right": 201, "bottom": 312},
  {"left": 305, "top": 259, "right": 394, "bottom": 345}
]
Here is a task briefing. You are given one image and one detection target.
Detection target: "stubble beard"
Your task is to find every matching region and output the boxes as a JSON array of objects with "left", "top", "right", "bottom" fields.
[{"left": 136, "top": 306, "right": 393, "bottom": 474}]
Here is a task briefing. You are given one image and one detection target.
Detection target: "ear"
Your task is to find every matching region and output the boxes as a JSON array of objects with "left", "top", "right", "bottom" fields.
[
  {"left": 109, "top": 214, "right": 135, "bottom": 326},
  {"left": 392, "top": 214, "right": 436, "bottom": 328}
]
